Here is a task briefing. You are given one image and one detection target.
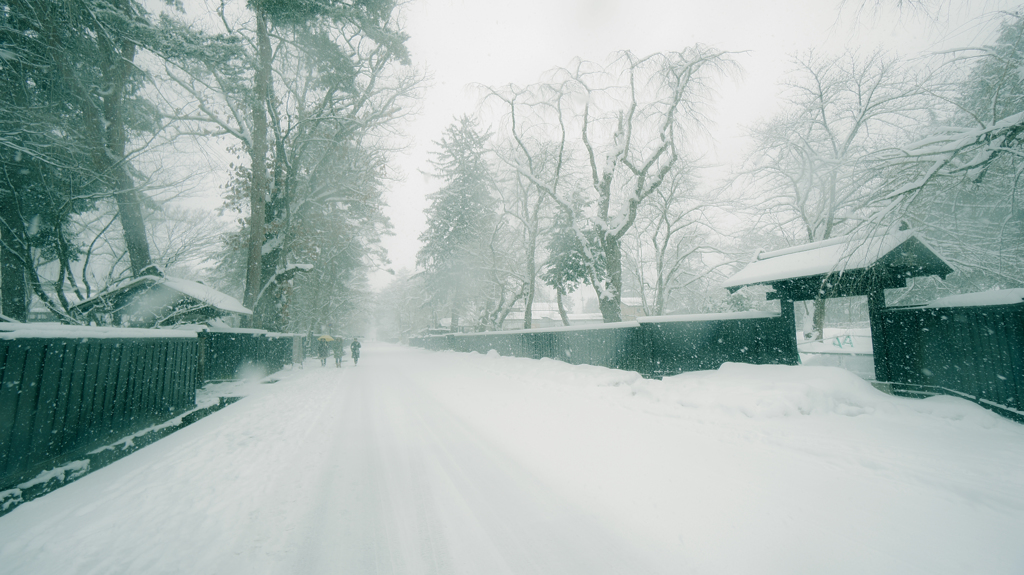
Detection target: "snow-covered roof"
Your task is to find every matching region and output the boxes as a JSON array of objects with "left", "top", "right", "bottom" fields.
[
  {"left": 504, "top": 311, "right": 604, "bottom": 322},
  {"left": 158, "top": 277, "right": 251, "bottom": 315},
  {"left": 0, "top": 322, "right": 198, "bottom": 340},
  {"left": 723, "top": 229, "right": 953, "bottom": 292},
  {"left": 455, "top": 320, "right": 642, "bottom": 336},
  {"left": 75, "top": 274, "right": 251, "bottom": 317},
  {"left": 923, "top": 288, "right": 1024, "bottom": 309},
  {"left": 638, "top": 311, "right": 779, "bottom": 324}
]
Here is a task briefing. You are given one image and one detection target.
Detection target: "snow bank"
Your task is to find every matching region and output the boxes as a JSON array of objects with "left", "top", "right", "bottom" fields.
[
  {"left": 466, "top": 350, "right": 1004, "bottom": 426},
  {"left": 425, "top": 349, "right": 1024, "bottom": 574},
  {"left": 647, "top": 363, "right": 1002, "bottom": 424}
]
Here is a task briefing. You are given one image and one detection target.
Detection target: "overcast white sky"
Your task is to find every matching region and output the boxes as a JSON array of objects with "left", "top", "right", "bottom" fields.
[{"left": 370, "top": 0, "right": 1012, "bottom": 288}]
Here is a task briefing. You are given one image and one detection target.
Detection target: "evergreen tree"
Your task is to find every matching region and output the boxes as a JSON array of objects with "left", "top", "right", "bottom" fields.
[
  {"left": 417, "top": 116, "right": 495, "bottom": 332},
  {"left": 0, "top": 0, "right": 156, "bottom": 319},
  {"left": 541, "top": 204, "right": 598, "bottom": 326},
  {"left": 0, "top": 0, "right": 239, "bottom": 320},
  {"left": 164, "top": 0, "right": 412, "bottom": 330}
]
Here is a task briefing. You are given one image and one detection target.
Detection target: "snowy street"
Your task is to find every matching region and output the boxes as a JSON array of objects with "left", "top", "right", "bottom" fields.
[{"left": 2, "top": 343, "right": 1024, "bottom": 574}]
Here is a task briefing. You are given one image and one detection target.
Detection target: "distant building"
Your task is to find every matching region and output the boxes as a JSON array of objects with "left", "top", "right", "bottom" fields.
[
  {"left": 502, "top": 302, "right": 605, "bottom": 330},
  {"left": 619, "top": 297, "right": 647, "bottom": 321}
]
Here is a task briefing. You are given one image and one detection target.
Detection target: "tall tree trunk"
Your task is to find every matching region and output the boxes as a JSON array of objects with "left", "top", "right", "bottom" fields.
[
  {"left": 44, "top": 0, "right": 152, "bottom": 277},
  {"left": 102, "top": 29, "right": 151, "bottom": 276},
  {"left": 654, "top": 269, "right": 666, "bottom": 316},
  {"left": 449, "top": 281, "right": 461, "bottom": 333},
  {"left": 243, "top": 9, "right": 272, "bottom": 326},
  {"left": 811, "top": 297, "right": 826, "bottom": 341},
  {"left": 597, "top": 236, "right": 623, "bottom": 322},
  {"left": 0, "top": 189, "right": 26, "bottom": 321},
  {"left": 449, "top": 307, "right": 460, "bottom": 333},
  {"left": 254, "top": 138, "right": 289, "bottom": 331},
  {"left": 523, "top": 249, "right": 535, "bottom": 329},
  {"left": 113, "top": 178, "right": 152, "bottom": 276},
  {"left": 556, "top": 288, "right": 570, "bottom": 326}
]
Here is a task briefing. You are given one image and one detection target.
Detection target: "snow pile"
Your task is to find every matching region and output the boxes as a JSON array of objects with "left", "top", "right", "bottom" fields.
[
  {"left": 0, "top": 461, "right": 90, "bottom": 513},
  {"left": 468, "top": 349, "right": 1003, "bottom": 426},
  {"left": 472, "top": 349, "right": 644, "bottom": 389},
  {"left": 641, "top": 363, "right": 1002, "bottom": 425},
  {"left": 651, "top": 363, "right": 883, "bottom": 418}
]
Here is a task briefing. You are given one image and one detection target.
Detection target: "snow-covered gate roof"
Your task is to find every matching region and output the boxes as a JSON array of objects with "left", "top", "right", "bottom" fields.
[{"left": 722, "top": 229, "right": 953, "bottom": 301}]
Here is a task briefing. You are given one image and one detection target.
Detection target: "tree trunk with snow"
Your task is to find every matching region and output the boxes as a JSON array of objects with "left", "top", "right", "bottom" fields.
[
  {"left": 523, "top": 244, "right": 536, "bottom": 329},
  {"left": 0, "top": 190, "right": 26, "bottom": 321},
  {"left": 597, "top": 236, "right": 623, "bottom": 322},
  {"left": 556, "top": 288, "right": 570, "bottom": 326},
  {"left": 243, "top": 10, "right": 272, "bottom": 325}
]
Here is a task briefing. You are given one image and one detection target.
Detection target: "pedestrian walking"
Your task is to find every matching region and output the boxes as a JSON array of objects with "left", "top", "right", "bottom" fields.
[
  {"left": 350, "top": 337, "right": 361, "bottom": 366},
  {"left": 334, "top": 338, "right": 345, "bottom": 367},
  {"left": 316, "top": 336, "right": 333, "bottom": 367}
]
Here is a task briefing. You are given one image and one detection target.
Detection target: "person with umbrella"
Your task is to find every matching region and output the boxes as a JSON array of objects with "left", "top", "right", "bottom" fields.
[{"left": 317, "top": 335, "right": 333, "bottom": 366}]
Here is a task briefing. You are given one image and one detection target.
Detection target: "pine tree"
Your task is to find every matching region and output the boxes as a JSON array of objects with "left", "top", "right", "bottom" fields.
[{"left": 417, "top": 116, "right": 495, "bottom": 332}]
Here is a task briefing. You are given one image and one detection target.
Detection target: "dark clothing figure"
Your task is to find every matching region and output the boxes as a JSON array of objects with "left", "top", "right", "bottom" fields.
[
  {"left": 334, "top": 340, "right": 344, "bottom": 367},
  {"left": 317, "top": 339, "right": 329, "bottom": 366},
  {"left": 350, "top": 339, "right": 361, "bottom": 365}
]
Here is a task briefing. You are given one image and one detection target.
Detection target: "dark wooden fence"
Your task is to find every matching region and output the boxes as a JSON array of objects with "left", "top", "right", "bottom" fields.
[
  {"left": 1, "top": 326, "right": 304, "bottom": 490},
  {"left": 412, "top": 301, "right": 1024, "bottom": 423},
  {"left": 641, "top": 313, "right": 800, "bottom": 376},
  {"left": 0, "top": 332, "right": 199, "bottom": 488},
  {"left": 881, "top": 300, "right": 1024, "bottom": 422},
  {"left": 410, "top": 311, "right": 798, "bottom": 378},
  {"left": 198, "top": 329, "right": 299, "bottom": 382}
]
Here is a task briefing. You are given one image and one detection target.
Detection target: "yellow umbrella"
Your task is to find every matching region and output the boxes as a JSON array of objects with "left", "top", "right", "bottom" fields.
[{"left": 318, "top": 335, "right": 335, "bottom": 341}]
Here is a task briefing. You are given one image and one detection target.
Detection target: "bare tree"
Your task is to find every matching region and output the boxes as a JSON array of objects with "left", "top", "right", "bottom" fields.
[
  {"left": 740, "top": 50, "right": 935, "bottom": 338},
  {"left": 492, "top": 138, "right": 564, "bottom": 328},
  {"left": 622, "top": 166, "right": 739, "bottom": 316},
  {"left": 488, "top": 47, "right": 735, "bottom": 322}
]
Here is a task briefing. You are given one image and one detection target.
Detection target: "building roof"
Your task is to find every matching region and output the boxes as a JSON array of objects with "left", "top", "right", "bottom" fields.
[
  {"left": 921, "top": 288, "right": 1024, "bottom": 309},
  {"left": 722, "top": 229, "right": 953, "bottom": 300},
  {"left": 72, "top": 273, "right": 251, "bottom": 326}
]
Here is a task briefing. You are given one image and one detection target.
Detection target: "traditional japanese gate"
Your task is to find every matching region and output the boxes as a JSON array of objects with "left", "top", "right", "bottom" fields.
[{"left": 722, "top": 228, "right": 953, "bottom": 382}]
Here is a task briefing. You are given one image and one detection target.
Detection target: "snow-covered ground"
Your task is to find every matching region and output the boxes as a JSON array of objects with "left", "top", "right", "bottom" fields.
[
  {"left": 1, "top": 342, "right": 1023, "bottom": 574},
  {"left": 798, "top": 327, "right": 875, "bottom": 379}
]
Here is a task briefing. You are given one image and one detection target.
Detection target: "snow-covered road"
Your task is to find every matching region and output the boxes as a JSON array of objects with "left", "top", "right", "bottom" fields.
[{"left": 1, "top": 342, "right": 1023, "bottom": 574}]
